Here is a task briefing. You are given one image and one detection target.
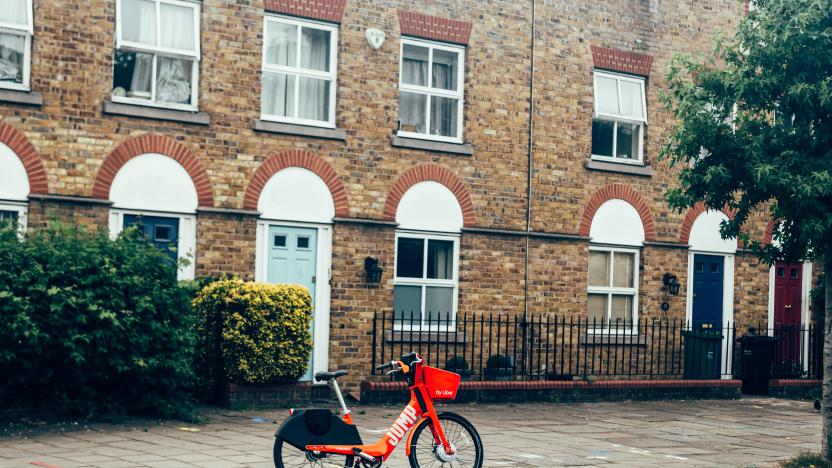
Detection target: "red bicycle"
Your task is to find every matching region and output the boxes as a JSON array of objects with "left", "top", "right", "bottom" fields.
[{"left": 274, "top": 352, "right": 484, "bottom": 467}]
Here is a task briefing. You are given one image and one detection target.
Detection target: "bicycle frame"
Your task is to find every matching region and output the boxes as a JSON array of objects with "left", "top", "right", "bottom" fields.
[{"left": 306, "top": 361, "right": 452, "bottom": 462}]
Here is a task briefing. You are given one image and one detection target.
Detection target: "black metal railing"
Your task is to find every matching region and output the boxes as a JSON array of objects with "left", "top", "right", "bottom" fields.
[{"left": 370, "top": 311, "right": 822, "bottom": 381}]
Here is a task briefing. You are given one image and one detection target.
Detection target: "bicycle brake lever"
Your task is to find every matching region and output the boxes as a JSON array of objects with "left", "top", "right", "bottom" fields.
[{"left": 386, "top": 369, "right": 398, "bottom": 376}]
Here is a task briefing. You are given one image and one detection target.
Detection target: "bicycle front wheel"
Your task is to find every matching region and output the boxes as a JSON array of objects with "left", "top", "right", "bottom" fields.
[
  {"left": 273, "top": 437, "right": 355, "bottom": 468},
  {"left": 407, "top": 412, "right": 483, "bottom": 468}
]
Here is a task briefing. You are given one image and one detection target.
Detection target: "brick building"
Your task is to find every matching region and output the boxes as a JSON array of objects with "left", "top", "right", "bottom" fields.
[{"left": 0, "top": 0, "right": 820, "bottom": 392}]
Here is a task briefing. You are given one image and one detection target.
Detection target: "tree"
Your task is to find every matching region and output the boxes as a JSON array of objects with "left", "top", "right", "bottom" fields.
[{"left": 661, "top": 0, "right": 832, "bottom": 457}]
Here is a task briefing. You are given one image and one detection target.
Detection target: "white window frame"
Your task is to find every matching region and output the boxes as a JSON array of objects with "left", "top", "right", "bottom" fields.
[
  {"left": 398, "top": 37, "right": 465, "bottom": 144},
  {"left": 0, "top": 201, "right": 28, "bottom": 236},
  {"left": 591, "top": 70, "right": 647, "bottom": 164},
  {"left": 113, "top": 0, "right": 201, "bottom": 111},
  {"left": 0, "top": 0, "right": 33, "bottom": 91},
  {"left": 108, "top": 208, "right": 196, "bottom": 280},
  {"left": 260, "top": 15, "right": 338, "bottom": 128},
  {"left": 587, "top": 246, "right": 639, "bottom": 334},
  {"left": 393, "top": 230, "right": 460, "bottom": 331}
]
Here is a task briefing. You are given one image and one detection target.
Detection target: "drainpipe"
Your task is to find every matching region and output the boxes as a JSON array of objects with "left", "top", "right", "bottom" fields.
[{"left": 523, "top": 0, "right": 537, "bottom": 321}]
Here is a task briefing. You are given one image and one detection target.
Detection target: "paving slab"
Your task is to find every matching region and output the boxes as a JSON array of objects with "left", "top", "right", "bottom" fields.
[{"left": 0, "top": 397, "right": 821, "bottom": 467}]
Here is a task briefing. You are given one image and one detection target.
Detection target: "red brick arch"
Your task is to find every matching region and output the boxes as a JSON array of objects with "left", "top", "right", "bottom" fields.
[
  {"left": 383, "top": 164, "right": 476, "bottom": 227},
  {"left": 0, "top": 120, "right": 48, "bottom": 194},
  {"left": 92, "top": 134, "right": 213, "bottom": 207},
  {"left": 578, "top": 184, "right": 656, "bottom": 241},
  {"left": 243, "top": 149, "right": 349, "bottom": 216},
  {"left": 678, "top": 202, "right": 738, "bottom": 244}
]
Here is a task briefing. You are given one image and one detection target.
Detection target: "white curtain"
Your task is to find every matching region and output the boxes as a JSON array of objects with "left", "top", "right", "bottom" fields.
[
  {"left": 160, "top": 3, "right": 195, "bottom": 52},
  {"left": 262, "top": 73, "right": 293, "bottom": 116},
  {"left": 0, "top": 34, "right": 23, "bottom": 81},
  {"left": 122, "top": 0, "right": 155, "bottom": 45},
  {"left": 400, "top": 54, "right": 428, "bottom": 132},
  {"left": 262, "top": 23, "right": 296, "bottom": 116},
  {"left": 298, "top": 29, "right": 329, "bottom": 121},
  {"left": 156, "top": 57, "right": 191, "bottom": 103},
  {"left": 127, "top": 0, "right": 156, "bottom": 96},
  {"left": 155, "top": 4, "right": 194, "bottom": 103},
  {"left": 400, "top": 45, "right": 438, "bottom": 133},
  {"left": 1, "top": 0, "right": 29, "bottom": 27},
  {"left": 429, "top": 62, "right": 455, "bottom": 136},
  {"left": 402, "top": 45, "right": 427, "bottom": 86}
]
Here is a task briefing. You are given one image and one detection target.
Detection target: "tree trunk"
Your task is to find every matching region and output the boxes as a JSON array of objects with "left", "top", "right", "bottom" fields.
[{"left": 823, "top": 255, "right": 832, "bottom": 460}]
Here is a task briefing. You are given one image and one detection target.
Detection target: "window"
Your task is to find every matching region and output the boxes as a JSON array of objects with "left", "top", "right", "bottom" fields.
[
  {"left": 398, "top": 38, "right": 464, "bottom": 143},
  {"left": 261, "top": 16, "right": 337, "bottom": 128},
  {"left": 0, "top": 0, "right": 33, "bottom": 91},
  {"left": 274, "top": 234, "right": 287, "bottom": 247},
  {"left": 591, "top": 71, "right": 647, "bottom": 163},
  {"left": 393, "top": 233, "right": 459, "bottom": 329},
  {"left": 0, "top": 202, "right": 27, "bottom": 234},
  {"left": 113, "top": 0, "right": 200, "bottom": 110},
  {"left": 587, "top": 247, "right": 639, "bottom": 332}
]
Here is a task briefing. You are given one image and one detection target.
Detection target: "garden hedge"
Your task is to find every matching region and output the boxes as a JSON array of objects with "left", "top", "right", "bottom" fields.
[
  {"left": 193, "top": 279, "right": 313, "bottom": 390},
  {"left": 0, "top": 224, "right": 196, "bottom": 418}
]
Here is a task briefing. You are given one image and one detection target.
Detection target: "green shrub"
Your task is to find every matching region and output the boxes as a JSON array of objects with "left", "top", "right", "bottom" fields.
[
  {"left": 0, "top": 223, "right": 196, "bottom": 419},
  {"left": 445, "top": 356, "right": 469, "bottom": 370},
  {"left": 193, "top": 279, "right": 313, "bottom": 386},
  {"left": 781, "top": 452, "right": 831, "bottom": 467},
  {"left": 486, "top": 354, "right": 512, "bottom": 369}
]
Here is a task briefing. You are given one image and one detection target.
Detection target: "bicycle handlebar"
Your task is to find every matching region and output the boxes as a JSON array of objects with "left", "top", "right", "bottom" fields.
[
  {"left": 375, "top": 352, "right": 421, "bottom": 371},
  {"left": 375, "top": 361, "right": 396, "bottom": 371}
]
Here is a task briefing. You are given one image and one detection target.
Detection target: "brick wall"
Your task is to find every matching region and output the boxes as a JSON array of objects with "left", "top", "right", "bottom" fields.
[{"left": 0, "top": 0, "right": 788, "bottom": 394}]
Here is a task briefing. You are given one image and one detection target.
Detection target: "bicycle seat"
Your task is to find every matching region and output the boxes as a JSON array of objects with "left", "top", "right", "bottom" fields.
[{"left": 314, "top": 370, "right": 348, "bottom": 382}]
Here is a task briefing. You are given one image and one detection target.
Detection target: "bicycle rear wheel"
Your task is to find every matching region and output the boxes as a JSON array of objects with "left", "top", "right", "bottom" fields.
[
  {"left": 407, "top": 412, "right": 483, "bottom": 468},
  {"left": 273, "top": 437, "right": 355, "bottom": 468}
]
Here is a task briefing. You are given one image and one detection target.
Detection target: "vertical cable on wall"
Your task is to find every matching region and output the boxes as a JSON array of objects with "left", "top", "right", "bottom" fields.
[{"left": 523, "top": 0, "right": 537, "bottom": 320}]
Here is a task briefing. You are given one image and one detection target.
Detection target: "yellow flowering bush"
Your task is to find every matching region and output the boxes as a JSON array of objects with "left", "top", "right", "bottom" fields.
[{"left": 193, "top": 279, "right": 312, "bottom": 385}]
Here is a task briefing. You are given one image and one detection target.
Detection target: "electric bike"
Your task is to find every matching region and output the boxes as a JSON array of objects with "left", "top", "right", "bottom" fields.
[{"left": 274, "top": 352, "right": 484, "bottom": 467}]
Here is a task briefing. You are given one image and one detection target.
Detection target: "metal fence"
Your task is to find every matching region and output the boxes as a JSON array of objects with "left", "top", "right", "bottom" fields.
[{"left": 370, "top": 311, "right": 822, "bottom": 381}]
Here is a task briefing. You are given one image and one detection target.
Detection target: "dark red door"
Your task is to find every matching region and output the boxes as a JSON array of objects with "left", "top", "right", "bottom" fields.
[{"left": 774, "top": 262, "right": 803, "bottom": 373}]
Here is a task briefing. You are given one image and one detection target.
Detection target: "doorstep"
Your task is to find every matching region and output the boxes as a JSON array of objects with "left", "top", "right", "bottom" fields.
[{"left": 360, "top": 379, "right": 742, "bottom": 404}]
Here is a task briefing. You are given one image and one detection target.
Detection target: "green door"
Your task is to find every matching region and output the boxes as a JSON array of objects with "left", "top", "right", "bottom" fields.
[{"left": 268, "top": 225, "right": 317, "bottom": 381}]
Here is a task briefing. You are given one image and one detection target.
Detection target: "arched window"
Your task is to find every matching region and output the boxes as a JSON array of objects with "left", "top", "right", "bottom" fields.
[
  {"left": 587, "top": 199, "right": 645, "bottom": 332},
  {"left": 0, "top": 142, "right": 30, "bottom": 232},
  {"left": 688, "top": 210, "right": 737, "bottom": 254},
  {"left": 107, "top": 153, "right": 198, "bottom": 280},
  {"left": 256, "top": 167, "right": 335, "bottom": 223},
  {"left": 393, "top": 181, "right": 462, "bottom": 330}
]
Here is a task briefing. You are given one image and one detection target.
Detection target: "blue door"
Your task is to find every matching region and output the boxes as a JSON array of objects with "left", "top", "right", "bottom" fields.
[
  {"left": 124, "top": 214, "right": 180, "bottom": 265},
  {"left": 692, "top": 254, "right": 724, "bottom": 330},
  {"left": 268, "top": 225, "right": 317, "bottom": 381}
]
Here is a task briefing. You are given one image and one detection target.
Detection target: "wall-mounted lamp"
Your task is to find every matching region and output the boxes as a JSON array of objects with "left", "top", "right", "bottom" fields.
[
  {"left": 662, "top": 273, "right": 682, "bottom": 296},
  {"left": 364, "top": 257, "right": 383, "bottom": 284},
  {"left": 660, "top": 273, "right": 681, "bottom": 312}
]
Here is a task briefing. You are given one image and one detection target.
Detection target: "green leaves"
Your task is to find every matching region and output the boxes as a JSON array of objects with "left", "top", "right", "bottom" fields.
[
  {"left": 0, "top": 223, "right": 196, "bottom": 419},
  {"left": 662, "top": 0, "right": 832, "bottom": 264},
  {"left": 192, "top": 279, "right": 313, "bottom": 387}
]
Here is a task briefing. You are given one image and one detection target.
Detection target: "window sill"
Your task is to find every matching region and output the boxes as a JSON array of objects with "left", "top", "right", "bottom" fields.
[
  {"left": 384, "top": 330, "right": 465, "bottom": 344},
  {"left": 253, "top": 119, "right": 347, "bottom": 141},
  {"left": 0, "top": 89, "right": 43, "bottom": 107},
  {"left": 585, "top": 158, "right": 653, "bottom": 177},
  {"left": 391, "top": 135, "right": 473, "bottom": 156},
  {"left": 582, "top": 334, "right": 647, "bottom": 346},
  {"left": 102, "top": 101, "right": 210, "bottom": 126}
]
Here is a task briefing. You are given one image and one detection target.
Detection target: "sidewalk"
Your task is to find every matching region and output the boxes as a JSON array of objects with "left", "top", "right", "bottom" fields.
[{"left": 0, "top": 397, "right": 819, "bottom": 467}]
